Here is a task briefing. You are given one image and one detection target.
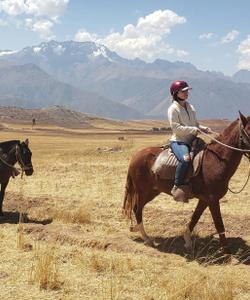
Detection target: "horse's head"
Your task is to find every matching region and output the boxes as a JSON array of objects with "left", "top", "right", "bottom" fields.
[
  {"left": 239, "top": 111, "right": 250, "bottom": 150},
  {"left": 17, "top": 139, "right": 34, "bottom": 176}
]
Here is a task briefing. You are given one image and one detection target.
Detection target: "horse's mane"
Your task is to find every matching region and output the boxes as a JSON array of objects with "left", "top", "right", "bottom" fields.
[
  {"left": 0, "top": 140, "right": 20, "bottom": 152},
  {"left": 207, "top": 119, "right": 239, "bottom": 147}
]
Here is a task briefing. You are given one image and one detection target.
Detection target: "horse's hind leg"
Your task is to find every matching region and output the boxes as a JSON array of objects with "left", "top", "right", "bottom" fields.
[
  {"left": 132, "top": 191, "right": 158, "bottom": 246},
  {"left": 183, "top": 199, "right": 208, "bottom": 249},
  {"left": 132, "top": 204, "right": 149, "bottom": 240}
]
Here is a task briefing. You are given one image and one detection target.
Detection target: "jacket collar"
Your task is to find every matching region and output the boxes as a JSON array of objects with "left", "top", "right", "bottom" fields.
[{"left": 173, "top": 100, "right": 190, "bottom": 109}]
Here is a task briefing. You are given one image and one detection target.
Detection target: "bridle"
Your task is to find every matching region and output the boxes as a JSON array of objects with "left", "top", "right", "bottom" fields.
[
  {"left": 198, "top": 120, "right": 250, "bottom": 156},
  {"left": 15, "top": 144, "right": 33, "bottom": 172},
  {"left": 198, "top": 120, "right": 250, "bottom": 193},
  {"left": 0, "top": 144, "right": 33, "bottom": 177},
  {"left": 239, "top": 123, "right": 250, "bottom": 159}
]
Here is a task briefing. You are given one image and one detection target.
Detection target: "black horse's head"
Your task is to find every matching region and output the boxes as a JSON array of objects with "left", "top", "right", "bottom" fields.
[{"left": 18, "top": 139, "right": 34, "bottom": 176}]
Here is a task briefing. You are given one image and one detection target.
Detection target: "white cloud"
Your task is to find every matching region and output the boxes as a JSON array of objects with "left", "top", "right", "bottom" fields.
[
  {"left": 0, "top": 0, "right": 26, "bottom": 16},
  {"left": 25, "top": 0, "right": 69, "bottom": 21},
  {"left": 221, "top": 30, "right": 239, "bottom": 44},
  {"left": 199, "top": 32, "right": 214, "bottom": 40},
  {"left": 74, "top": 9, "right": 188, "bottom": 62},
  {"left": 25, "top": 18, "right": 55, "bottom": 40},
  {"left": 0, "top": 0, "right": 69, "bottom": 39},
  {"left": 0, "top": 0, "right": 69, "bottom": 19},
  {"left": 237, "top": 35, "right": 250, "bottom": 70},
  {"left": 74, "top": 28, "right": 98, "bottom": 43}
]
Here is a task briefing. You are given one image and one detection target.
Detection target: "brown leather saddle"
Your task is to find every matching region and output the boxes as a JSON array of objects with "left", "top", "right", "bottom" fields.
[{"left": 152, "top": 137, "right": 206, "bottom": 180}]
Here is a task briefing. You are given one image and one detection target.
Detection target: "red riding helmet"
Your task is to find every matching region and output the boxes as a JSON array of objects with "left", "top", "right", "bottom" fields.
[{"left": 170, "top": 80, "right": 191, "bottom": 96}]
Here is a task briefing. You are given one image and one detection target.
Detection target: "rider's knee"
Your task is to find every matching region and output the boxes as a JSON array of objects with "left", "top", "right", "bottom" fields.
[{"left": 183, "top": 154, "right": 191, "bottom": 162}]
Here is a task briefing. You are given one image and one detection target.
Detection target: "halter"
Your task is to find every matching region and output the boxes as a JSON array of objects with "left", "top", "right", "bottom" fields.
[
  {"left": 0, "top": 144, "right": 32, "bottom": 177},
  {"left": 15, "top": 144, "right": 33, "bottom": 172}
]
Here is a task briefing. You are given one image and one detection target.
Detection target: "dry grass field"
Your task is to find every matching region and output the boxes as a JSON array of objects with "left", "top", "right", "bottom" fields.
[{"left": 0, "top": 120, "right": 249, "bottom": 300}]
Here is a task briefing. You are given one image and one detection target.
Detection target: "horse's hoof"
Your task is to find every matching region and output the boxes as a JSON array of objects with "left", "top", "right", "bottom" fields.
[
  {"left": 130, "top": 225, "right": 139, "bottom": 232},
  {"left": 184, "top": 242, "right": 192, "bottom": 251},
  {"left": 144, "top": 239, "right": 155, "bottom": 247},
  {"left": 221, "top": 246, "right": 231, "bottom": 255}
]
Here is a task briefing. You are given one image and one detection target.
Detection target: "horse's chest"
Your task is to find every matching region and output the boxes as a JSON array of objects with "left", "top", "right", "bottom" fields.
[{"left": 0, "top": 167, "right": 11, "bottom": 182}]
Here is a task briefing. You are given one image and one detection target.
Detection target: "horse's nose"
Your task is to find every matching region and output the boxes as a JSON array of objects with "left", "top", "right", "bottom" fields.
[{"left": 25, "top": 168, "right": 34, "bottom": 176}]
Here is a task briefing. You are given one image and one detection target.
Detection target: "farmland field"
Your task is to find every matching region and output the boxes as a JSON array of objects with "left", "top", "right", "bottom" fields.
[{"left": 0, "top": 120, "right": 249, "bottom": 300}]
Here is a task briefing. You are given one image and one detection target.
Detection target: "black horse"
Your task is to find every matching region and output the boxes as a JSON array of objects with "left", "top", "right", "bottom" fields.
[{"left": 0, "top": 139, "right": 33, "bottom": 216}]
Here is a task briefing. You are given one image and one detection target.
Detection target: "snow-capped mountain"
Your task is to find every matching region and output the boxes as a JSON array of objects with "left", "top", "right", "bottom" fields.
[{"left": 0, "top": 40, "right": 250, "bottom": 119}]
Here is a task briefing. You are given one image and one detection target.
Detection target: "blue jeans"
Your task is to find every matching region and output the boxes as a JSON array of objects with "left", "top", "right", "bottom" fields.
[{"left": 170, "top": 141, "right": 191, "bottom": 186}]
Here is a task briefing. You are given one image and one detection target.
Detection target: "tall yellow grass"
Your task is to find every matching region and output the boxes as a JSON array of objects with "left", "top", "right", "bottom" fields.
[{"left": 0, "top": 122, "right": 248, "bottom": 299}]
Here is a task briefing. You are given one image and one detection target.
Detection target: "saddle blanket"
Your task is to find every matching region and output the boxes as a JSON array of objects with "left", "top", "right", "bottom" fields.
[{"left": 151, "top": 148, "right": 204, "bottom": 180}]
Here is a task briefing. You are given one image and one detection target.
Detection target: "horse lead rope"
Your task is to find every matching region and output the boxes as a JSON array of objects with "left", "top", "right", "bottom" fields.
[{"left": 197, "top": 128, "right": 250, "bottom": 194}]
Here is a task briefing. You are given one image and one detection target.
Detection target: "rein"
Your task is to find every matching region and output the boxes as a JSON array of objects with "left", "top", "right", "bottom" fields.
[
  {"left": 197, "top": 128, "right": 250, "bottom": 154},
  {"left": 197, "top": 124, "right": 250, "bottom": 194},
  {"left": 228, "top": 166, "right": 250, "bottom": 194}
]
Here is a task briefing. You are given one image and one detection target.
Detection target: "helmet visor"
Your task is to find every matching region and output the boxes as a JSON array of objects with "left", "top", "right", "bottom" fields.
[{"left": 180, "top": 86, "right": 192, "bottom": 92}]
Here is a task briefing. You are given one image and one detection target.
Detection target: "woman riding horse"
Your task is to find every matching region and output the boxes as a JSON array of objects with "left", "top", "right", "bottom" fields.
[
  {"left": 123, "top": 102, "right": 250, "bottom": 253},
  {"left": 168, "top": 80, "right": 212, "bottom": 202}
]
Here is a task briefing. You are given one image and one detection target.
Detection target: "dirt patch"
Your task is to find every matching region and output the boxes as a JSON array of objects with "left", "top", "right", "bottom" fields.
[
  {"left": 144, "top": 207, "right": 250, "bottom": 237},
  {"left": 2, "top": 192, "right": 249, "bottom": 264},
  {"left": 4, "top": 192, "right": 52, "bottom": 212}
]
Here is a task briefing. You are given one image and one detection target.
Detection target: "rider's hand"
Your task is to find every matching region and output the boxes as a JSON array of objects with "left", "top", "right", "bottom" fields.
[{"left": 204, "top": 127, "right": 213, "bottom": 134}]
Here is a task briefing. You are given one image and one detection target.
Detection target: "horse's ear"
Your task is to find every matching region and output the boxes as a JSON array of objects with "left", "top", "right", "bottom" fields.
[
  {"left": 239, "top": 111, "right": 248, "bottom": 127},
  {"left": 24, "top": 138, "right": 29, "bottom": 146}
]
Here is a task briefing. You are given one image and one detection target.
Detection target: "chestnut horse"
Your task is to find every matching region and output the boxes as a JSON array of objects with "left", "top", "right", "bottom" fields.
[
  {"left": 123, "top": 112, "right": 250, "bottom": 252},
  {"left": 0, "top": 139, "right": 34, "bottom": 216}
]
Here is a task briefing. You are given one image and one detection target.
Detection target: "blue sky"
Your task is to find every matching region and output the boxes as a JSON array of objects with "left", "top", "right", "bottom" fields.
[{"left": 1, "top": 0, "right": 250, "bottom": 75}]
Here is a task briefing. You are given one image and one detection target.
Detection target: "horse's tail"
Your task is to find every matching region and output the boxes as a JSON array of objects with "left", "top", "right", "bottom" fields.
[{"left": 122, "top": 172, "right": 137, "bottom": 220}]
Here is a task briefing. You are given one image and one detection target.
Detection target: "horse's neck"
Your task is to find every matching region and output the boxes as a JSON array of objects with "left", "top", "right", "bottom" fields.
[
  {"left": 206, "top": 120, "right": 243, "bottom": 178},
  {"left": 3, "top": 145, "right": 17, "bottom": 166}
]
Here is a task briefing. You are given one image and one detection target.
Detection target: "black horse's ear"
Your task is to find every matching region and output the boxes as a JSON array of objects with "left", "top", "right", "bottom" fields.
[
  {"left": 24, "top": 138, "right": 29, "bottom": 146},
  {"left": 239, "top": 111, "right": 248, "bottom": 127}
]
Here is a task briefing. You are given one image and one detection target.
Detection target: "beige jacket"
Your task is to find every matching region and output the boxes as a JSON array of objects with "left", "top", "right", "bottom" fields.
[{"left": 168, "top": 101, "right": 207, "bottom": 144}]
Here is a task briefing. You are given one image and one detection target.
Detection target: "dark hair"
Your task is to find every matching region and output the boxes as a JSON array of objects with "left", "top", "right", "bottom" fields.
[{"left": 173, "top": 93, "right": 178, "bottom": 101}]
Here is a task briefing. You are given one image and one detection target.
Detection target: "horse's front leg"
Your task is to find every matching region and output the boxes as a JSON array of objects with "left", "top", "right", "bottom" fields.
[
  {"left": 184, "top": 199, "right": 208, "bottom": 249},
  {"left": 208, "top": 199, "right": 230, "bottom": 253}
]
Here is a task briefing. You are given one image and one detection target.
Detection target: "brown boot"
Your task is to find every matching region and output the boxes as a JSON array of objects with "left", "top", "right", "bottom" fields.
[{"left": 171, "top": 185, "right": 190, "bottom": 203}]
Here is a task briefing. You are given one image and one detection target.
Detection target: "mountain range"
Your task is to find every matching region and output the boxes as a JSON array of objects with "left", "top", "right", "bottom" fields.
[{"left": 0, "top": 40, "right": 250, "bottom": 120}]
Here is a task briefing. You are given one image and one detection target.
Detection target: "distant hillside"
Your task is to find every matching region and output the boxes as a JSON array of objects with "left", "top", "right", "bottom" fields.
[
  {"left": 1, "top": 40, "right": 250, "bottom": 119},
  {"left": 0, "top": 105, "right": 233, "bottom": 134},
  {"left": 0, "top": 63, "right": 143, "bottom": 120},
  {"left": 232, "top": 69, "right": 250, "bottom": 83},
  {"left": 0, "top": 105, "right": 102, "bottom": 128}
]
